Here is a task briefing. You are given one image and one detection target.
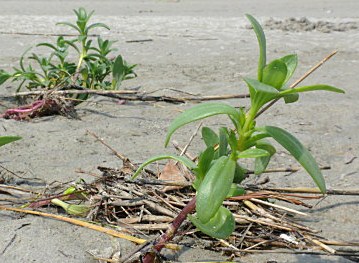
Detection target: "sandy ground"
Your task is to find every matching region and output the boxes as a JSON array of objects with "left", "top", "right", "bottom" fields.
[{"left": 1, "top": 0, "right": 359, "bottom": 262}]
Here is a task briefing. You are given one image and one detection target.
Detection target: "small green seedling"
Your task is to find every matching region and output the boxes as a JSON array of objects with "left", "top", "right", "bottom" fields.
[
  {"left": 132, "top": 14, "right": 344, "bottom": 239},
  {"left": 0, "top": 7, "right": 136, "bottom": 93}
]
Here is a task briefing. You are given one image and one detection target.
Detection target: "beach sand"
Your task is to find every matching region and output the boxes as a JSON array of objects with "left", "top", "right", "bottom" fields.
[{"left": 1, "top": 1, "right": 358, "bottom": 262}]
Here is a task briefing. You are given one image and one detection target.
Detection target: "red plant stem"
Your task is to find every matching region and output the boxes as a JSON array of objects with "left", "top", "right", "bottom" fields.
[
  {"left": 142, "top": 197, "right": 196, "bottom": 263},
  {"left": 5, "top": 100, "right": 45, "bottom": 114}
]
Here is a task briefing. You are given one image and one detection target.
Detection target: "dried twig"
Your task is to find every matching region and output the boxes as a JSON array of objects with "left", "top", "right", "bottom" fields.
[
  {"left": 250, "top": 197, "right": 307, "bottom": 216},
  {"left": 9, "top": 89, "right": 138, "bottom": 97},
  {"left": 246, "top": 165, "right": 330, "bottom": 175},
  {"left": 220, "top": 248, "right": 359, "bottom": 257},
  {"left": 0, "top": 205, "right": 178, "bottom": 250},
  {"left": 246, "top": 186, "right": 359, "bottom": 195},
  {"left": 5, "top": 89, "right": 250, "bottom": 104},
  {"left": 86, "top": 130, "right": 128, "bottom": 162},
  {"left": 0, "top": 31, "right": 99, "bottom": 37}
]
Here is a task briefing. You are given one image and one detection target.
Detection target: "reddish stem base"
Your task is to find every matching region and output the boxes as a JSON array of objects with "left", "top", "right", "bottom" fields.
[{"left": 142, "top": 197, "right": 196, "bottom": 263}]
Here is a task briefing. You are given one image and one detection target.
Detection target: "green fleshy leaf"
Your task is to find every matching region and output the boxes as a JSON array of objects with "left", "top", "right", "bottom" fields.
[
  {"left": 112, "top": 55, "right": 126, "bottom": 89},
  {"left": 202, "top": 127, "right": 219, "bottom": 148},
  {"left": 244, "top": 77, "right": 279, "bottom": 108},
  {"left": 254, "top": 140, "right": 276, "bottom": 175},
  {"left": 262, "top": 59, "right": 287, "bottom": 89},
  {"left": 260, "top": 126, "right": 326, "bottom": 193},
  {"left": 51, "top": 198, "right": 90, "bottom": 217},
  {"left": 279, "top": 54, "right": 298, "bottom": 84},
  {"left": 227, "top": 129, "right": 238, "bottom": 153},
  {"left": 226, "top": 184, "right": 246, "bottom": 197},
  {"left": 283, "top": 92, "right": 299, "bottom": 104},
  {"left": 188, "top": 206, "right": 235, "bottom": 239},
  {"left": 165, "top": 102, "right": 241, "bottom": 147},
  {"left": 245, "top": 132, "right": 271, "bottom": 148},
  {"left": 237, "top": 148, "right": 269, "bottom": 159},
  {"left": 56, "top": 22, "right": 81, "bottom": 33},
  {"left": 218, "top": 128, "right": 228, "bottom": 157},
  {"left": 0, "top": 136, "right": 21, "bottom": 147},
  {"left": 280, "top": 85, "right": 344, "bottom": 95},
  {"left": 233, "top": 163, "right": 247, "bottom": 183},
  {"left": 196, "top": 156, "right": 235, "bottom": 223},
  {"left": 246, "top": 14, "right": 266, "bottom": 81},
  {"left": 131, "top": 155, "right": 196, "bottom": 180},
  {"left": 194, "top": 146, "right": 215, "bottom": 189},
  {"left": 36, "top": 42, "right": 57, "bottom": 51},
  {"left": 86, "top": 23, "right": 110, "bottom": 34}
]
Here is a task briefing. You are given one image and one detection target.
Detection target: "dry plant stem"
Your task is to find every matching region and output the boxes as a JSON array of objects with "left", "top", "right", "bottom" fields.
[
  {"left": 0, "top": 205, "right": 178, "bottom": 250},
  {"left": 13, "top": 89, "right": 138, "bottom": 97},
  {"left": 172, "top": 141, "right": 196, "bottom": 160},
  {"left": 142, "top": 197, "right": 196, "bottom": 263},
  {"left": 246, "top": 165, "right": 330, "bottom": 175},
  {"left": 256, "top": 50, "right": 338, "bottom": 118},
  {"left": 87, "top": 130, "right": 126, "bottom": 160},
  {"left": 0, "top": 184, "right": 42, "bottom": 195},
  {"left": 222, "top": 248, "right": 359, "bottom": 257},
  {"left": 250, "top": 197, "right": 307, "bottom": 216},
  {"left": 7, "top": 90, "right": 249, "bottom": 104},
  {"left": 319, "top": 239, "right": 359, "bottom": 247},
  {"left": 0, "top": 31, "right": 99, "bottom": 37},
  {"left": 304, "top": 235, "right": 336, "bottom": 254},
  {"left": 179, "top": 122, "right": 202, "bottom": 157},
  {"left": 247, "top": 186, "right": 359, "bottom": 195}
]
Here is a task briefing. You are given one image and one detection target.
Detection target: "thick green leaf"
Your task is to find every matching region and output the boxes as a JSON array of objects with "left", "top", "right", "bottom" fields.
[
  {"left": 280, "top": 85, "right": 344, "bottom": 96},
  {"left": 229, "top": 107, "right": 245, "bottom": 132},
  {"left": 237, "top": 148, "right": 269, "bottom": 159},
  {"left": 244, "top": 77, "right": 279, "bottom": 96},
  {"left": 283, "top": 92, "right": 299, "bottom": 104},
  {"left": 165, "top": 103, "right": 241, "bottom": 146},
  {"left": 131, "top": 155, "right": 196, "bottom": 179},
  {"left": 86, "top": 22, "right": 110, "bottom": 33},
  {"left": 194, "top": 146, "right": 215, "bottom": 189},
  {"left": 279, "top": 54, "right": 298, "bottom": 84},
  {"left": 233, "top": 163, "right": 247, "bottom": 183},
  {"left": 262, "top": 59, "right": 287, "bottom": 89},
  {"left": 202, "top": 127, "right": 219, "bottom": 148},
  {"left": 226, "top": 184, "right": 246, "bottom": 197},
  {"left": 246, "top": 14, "right": 266, "bottom": 81},
  {"left": 245, "top": 132, "right": 271, "bottom": 148},
  {"left": 189, "top": 206, "right": 235, "bottom": 239},
  {"left": 218, "top": 128, "right": 228, "bottom": 157},
  {"left": 112, "top": 55, "right": 126, "bottom": 89},
  {"left": 254, "top": 140, "right": 276, "bottom": 175},
  {"left": 56, "top": 22, "right": 81, "bottom": 33},
  {"left": 244, "top": 77, "right": 279, "bottom": 107},
  {"left": 37, "top": 42, "right": 57, "bottom": 51},
  {"left": 227, "top": 129, "right": 238, "bottom": 153},
  {"left": 0, "top": 136, "right": 21, "bottom": 147},
  {"left": 260, "top": 126, "right": 326, "bottom": 193},
  {"left": 196, "top": 156, "right": 235, "bottom": 223}
]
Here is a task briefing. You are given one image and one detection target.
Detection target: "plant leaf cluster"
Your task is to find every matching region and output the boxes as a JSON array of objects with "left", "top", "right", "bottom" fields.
[
  {"left": 0, "top": 7, "right": 136, "bottom": 93},
  {"left": 133, "top": 14, "right": 344, "bottom": 239}
]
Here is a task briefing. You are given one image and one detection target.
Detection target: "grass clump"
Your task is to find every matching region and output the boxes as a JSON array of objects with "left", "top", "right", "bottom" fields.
[{"left": 0, "top": 7, "right": 136, "bottom": 93}]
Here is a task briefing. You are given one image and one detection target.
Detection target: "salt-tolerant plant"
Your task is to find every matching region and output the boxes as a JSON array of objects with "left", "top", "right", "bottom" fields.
[
  {"left": 132, "top": 14, "right": 344, "bottom": 240},
  {"left": 0, "top": 7, "right": 136, "bottom": 92}
]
